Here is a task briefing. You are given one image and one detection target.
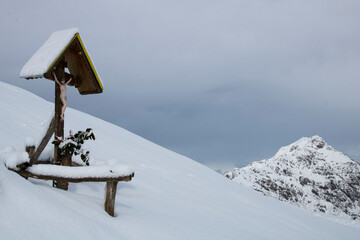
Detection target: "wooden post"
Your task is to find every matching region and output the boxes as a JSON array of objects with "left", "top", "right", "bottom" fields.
[
  {"left": 54, "top": 76, "right": 64, "bottom": 163},
  {"left": 29, "top": 115, "right": 55, "bottom": 166},
  {"left": 105, "top": 181, "right": 118, "bottom": 217},
  {"left": 54, "top": 64, "right": 67, "bottom": 190},
  {"left": 25, "top": 145, "right": 35, "bottom": 159},
  {"left": 62, "top": 153, "right": 72, "bottom": 166}
]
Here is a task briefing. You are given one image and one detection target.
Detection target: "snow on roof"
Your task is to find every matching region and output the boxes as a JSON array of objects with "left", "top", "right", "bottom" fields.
[{"left": 20, "top": 28, "right": 79, "bottom": 79}]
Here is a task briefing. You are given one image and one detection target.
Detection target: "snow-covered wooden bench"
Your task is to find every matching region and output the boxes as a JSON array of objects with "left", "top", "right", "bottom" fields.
[{"left": 7, "top": 163, "right": 134, "bottom": 217}]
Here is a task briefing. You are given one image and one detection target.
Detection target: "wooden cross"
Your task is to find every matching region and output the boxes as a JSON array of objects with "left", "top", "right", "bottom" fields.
[{"left": 20, "top": 28, "right": 104, "bottom": 190}]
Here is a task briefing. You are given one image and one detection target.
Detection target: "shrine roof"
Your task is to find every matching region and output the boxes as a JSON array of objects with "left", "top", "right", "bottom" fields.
[{"left": 20, "top": 28, "right": 103, "bottom": 95}]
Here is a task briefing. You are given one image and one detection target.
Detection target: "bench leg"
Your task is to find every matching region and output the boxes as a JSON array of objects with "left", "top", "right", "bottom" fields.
[
  {"left": 56, "top": 180, "right": 68, "bottom": 190},
  {"left": 25, "top": 145, "right": 35, "bottom": 165},
  {"left": 105, "top": 181, "right": 118, "bottom": 217}
]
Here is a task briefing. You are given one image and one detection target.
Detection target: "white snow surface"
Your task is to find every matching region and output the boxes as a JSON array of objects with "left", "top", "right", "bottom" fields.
[
  {"left": 24, "top": 136, "right": 35, "bottom": 146},
  {"left": 0, "top": 81, "right": 359, "bottom": 240},
  {"left": 19, "top": 28, "right": 78, "bottom": 78}
]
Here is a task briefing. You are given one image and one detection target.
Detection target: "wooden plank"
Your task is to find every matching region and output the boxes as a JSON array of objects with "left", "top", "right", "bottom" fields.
[
  {"left": 29, "top": 115, "right": 55, "bottom": 166},
  {"left": 65, "top": 41, "right": 98, "bottom": 94},
  {"left": 105, "top": 181, "right": 118, "bottom": 217},
  {"left": 8, "top": 167, "right": 134, "bottom": 183}
]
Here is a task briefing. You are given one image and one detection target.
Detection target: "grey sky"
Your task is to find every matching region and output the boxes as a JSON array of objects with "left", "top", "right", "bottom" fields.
[{"left": 1, "top": 0, "right": 360, "bottom": 172}]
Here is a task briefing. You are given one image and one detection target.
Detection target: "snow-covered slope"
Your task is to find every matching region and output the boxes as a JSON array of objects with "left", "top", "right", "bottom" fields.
[
  {"left": 0, "top": 81, "right": 359, "bottom": 240},
  {"left": 226, "top": 136, "right": 360, "bottom": 220}
]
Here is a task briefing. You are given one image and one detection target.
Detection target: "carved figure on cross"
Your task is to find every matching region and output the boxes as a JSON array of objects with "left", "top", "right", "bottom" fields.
[{"left": 53, "top": 70, "right": 72, "bottom": 121}]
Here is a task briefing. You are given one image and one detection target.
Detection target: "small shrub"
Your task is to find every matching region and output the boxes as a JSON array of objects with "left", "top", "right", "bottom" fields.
[{"left": 52, "top": 128, "right": 95, "bottom": 166}]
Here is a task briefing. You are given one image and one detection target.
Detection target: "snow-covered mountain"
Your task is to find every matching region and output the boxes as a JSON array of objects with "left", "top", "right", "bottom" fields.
[
  {"left": 1, "top": 81, "right": 359, "bottom": 240},
  {"left": 226, "top": 136, "right": 360, "bottom": 220}
]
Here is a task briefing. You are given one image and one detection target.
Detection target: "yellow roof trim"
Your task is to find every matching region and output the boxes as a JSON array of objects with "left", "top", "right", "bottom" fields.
[
  {"left": 75, "top": 33, "right": 104, "bottom": 91},
  {"left": 46, "top": 34, "right": 77, "bottom": 74},
  {"left": 46, "top": 32, "right": 103, "bottom": 92}
]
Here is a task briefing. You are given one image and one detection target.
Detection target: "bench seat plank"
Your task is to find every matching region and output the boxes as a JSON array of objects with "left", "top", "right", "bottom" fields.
[
  {"left": 10, "top": 164, "right": 134, "bottom": 182},
  {"left": 8, "top": 164, "right": 134, "bottom": 217}
]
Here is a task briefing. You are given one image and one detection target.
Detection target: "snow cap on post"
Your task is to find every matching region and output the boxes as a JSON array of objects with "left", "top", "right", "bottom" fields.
[{"left": 20, "top": 28, "right": 103, "bottom": 95}]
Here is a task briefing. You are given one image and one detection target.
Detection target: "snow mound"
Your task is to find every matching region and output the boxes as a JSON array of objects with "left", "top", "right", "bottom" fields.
[
  {"left": 0, "top": 147, "right": 29, "bottom": 170},
  {"left": 226, "top": 136, "right": 360, "bottom": 220}
]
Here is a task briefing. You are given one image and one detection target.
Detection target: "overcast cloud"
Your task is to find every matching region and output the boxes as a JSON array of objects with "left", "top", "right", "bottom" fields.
[{"left": 1, "top": 0, "right": 359, "bottom": 172}]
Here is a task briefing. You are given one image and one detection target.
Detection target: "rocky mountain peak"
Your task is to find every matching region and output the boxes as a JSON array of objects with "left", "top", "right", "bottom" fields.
[{"left": 226, "top": 136, "right": 360, "bottom": 220}]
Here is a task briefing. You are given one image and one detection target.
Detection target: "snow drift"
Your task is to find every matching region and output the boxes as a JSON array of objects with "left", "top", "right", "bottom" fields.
[{"left": 0, "top": 81, "right": 359, "bottom": 240}]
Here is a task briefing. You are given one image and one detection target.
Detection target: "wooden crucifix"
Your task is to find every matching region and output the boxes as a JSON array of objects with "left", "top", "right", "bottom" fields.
[
  {"left": 52, "top": 61, "right": 73, "bottom": 167},
  {"left": 20, "top": 28, "right": 104, "bottom": 189}
]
